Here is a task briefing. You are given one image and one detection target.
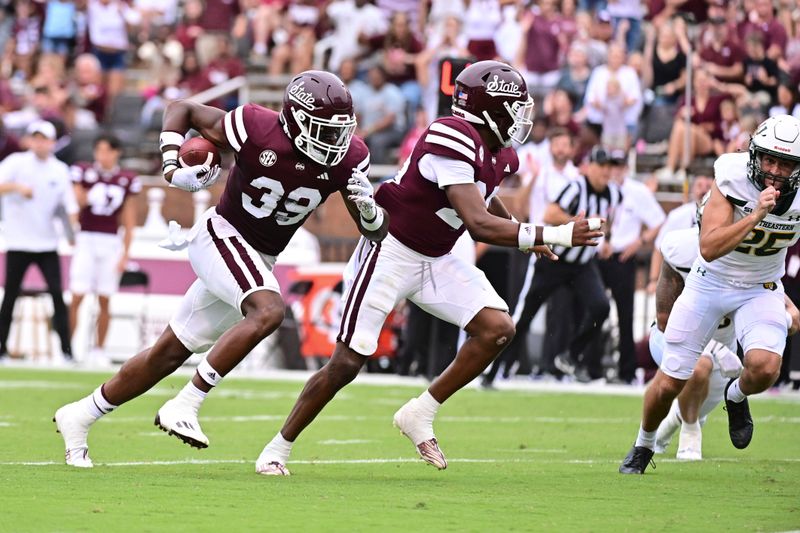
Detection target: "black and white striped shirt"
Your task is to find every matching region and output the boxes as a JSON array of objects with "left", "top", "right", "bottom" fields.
[{"left": 551, "top": 175, "right": 623, "bottom": 264}]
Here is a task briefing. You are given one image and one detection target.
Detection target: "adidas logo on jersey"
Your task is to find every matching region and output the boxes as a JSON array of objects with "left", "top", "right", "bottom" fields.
[{"left": 316, "top": 172, "right": 329, "bottom": 180}]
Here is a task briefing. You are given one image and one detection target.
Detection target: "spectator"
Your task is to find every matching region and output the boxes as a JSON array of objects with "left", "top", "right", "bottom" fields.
[
  {"left": 41, "top": 0, "right": 77, "bottom": 64},
  {"left": 397, "top": 107, "right": 428, "bottom": 164},
  {"left": 68, "top": 133, "right": 140, "bottom": 366},
  {"left": 177, "top": 49, "right": 212, "bottom": 98},
  {"left": 698, "top": 1, "right": 746, "bottom": 82},
  {"left": 338, "top": 57, "right": 369, "bottom": 103},
  {"left": 133, "top": 0, "right": 179, "bottom": 43},
  {"left": 556, "top": 42, "right": 592, "bottom": 114},
  {"left": 769, "top": 81, "right": 800, "bottom": 118},
  {"left": 0, "top": 120, "right": 78, "bottom": 362},
  {"left": 642, "top": 19, "right": 687, "bottom": 106},
  {"left": 268, "top": 0, "right": 320, "bottom": 76},
  {"left": 495, "top": 1, "right": 523, "bottom": 63},
  {"left": 87, "top": 0, "right": 142, "bottom": 107},
  {"left": 173, "top": 0, "right": 205, "bottom": 54},
  {"left": 543, "top": 88, "right": 581, "bottom": 137},
  {"left": 463, "top": 0, "right": 503, "bottom": 61},
  {"left": 0, "top": 122, "right": 22, "bottom": 161},
  {"left": 314, "top": 0, "right": 388, "bottom": 73},
  {"left": 415, "top": 14, "right": 470, "bottom": 122},
  {"left": 737, "top": 0, "right": 788, "bottom": 61},
  {"left": 205, "top": 36, "right": 245, "bottom": 109},
  {"left": 656, "top": 69, "right": 730, "bottom": 181},
  {"left": 516, "top": 0, "right": 564, "bottom": 93},
  {"left": 597, "top": 149, "right": 665, "bottom": 384},
  {"left": 10, "top": 0, "right": 41, "bottom": 80},
  {"left": 583, "top": 43, "right": 642, "bottom": 148},
  {"left": 515, "top": 118, "right": 552, "bottom": 174},
  {"left": 369, "top": 11, "right": 423, "bottom": 118},
  {"left": 194, "top": 0, "right": 243, "bottom": 65},
  {"left": 715, "top": 97, "right": 743, "bottom": 155},
  {"left": 69, "top": 53, "right": 107, "bottom": 124},
  {"left": 570, "top": 10, "right": 610, "bottom": 69},
  {"left": 250, "top": 0, "right": 284, "bottom": 58},
  {"left": 607, "top": 0, "right": 644, "bottom": 53},
  {"left": 742, "top": 31, "right": 780, "bottom": 102},
  {"left": 355, "top": 65, "right": 406, "bottom": 164},
  {"left": 419, "top": 0, "right": 466, "bottom": 37}
]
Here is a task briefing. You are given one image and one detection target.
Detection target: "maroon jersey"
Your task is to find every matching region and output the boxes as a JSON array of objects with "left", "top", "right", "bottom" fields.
[
  {"left": 375, "top": 117, "right": 519, "bottom": 257},
  {"left": 218, "top": 104, "right": 370, "bottom": 256},
  {"left": 70, "top": 163, "right": 141, "bottom": 234}
]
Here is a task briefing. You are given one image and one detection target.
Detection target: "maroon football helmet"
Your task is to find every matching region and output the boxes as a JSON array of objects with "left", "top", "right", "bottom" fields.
[
  {"left": 451, "top": 61, "right": 534, "bottom": 148},
  {"left": 281, "top": 70, "right": 357, "bottom": 167}
]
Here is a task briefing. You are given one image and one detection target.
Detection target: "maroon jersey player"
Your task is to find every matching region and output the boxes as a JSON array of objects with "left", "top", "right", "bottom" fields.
[
  {"left": 256, "top": 61, "right": 604, "bottom": 476},
  {"left": 53, "top": 71, "right": 389, "bottom": 468},
  {"left": 68, "top": 133, "right": 141, "bottom": 364}
]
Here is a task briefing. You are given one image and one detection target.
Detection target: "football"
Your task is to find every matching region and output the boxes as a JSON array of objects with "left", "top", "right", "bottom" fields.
[{"left": 178, "top": 136, "right": 221, "bottom": 168}]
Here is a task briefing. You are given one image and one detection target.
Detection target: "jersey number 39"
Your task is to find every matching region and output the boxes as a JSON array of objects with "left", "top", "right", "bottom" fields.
[{"left": 243, "top": 176, "right": 322, "bottom": 225}]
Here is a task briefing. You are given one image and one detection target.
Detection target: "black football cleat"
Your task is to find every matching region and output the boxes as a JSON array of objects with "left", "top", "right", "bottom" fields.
[
  {"left": 619, "top": 445, "right": 655, "bottom": 474},
  {"left": 724, "top": 379, "right": 753, "bottom": 449}
]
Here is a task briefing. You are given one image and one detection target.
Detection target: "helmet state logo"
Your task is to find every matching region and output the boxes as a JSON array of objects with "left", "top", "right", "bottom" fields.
[
  {"left": 485, "top": 75, "right": 523, "bottom": 98},
  {"left": 259, "top": 149, "right": 278, "bottom": 167},
  {"left": 288, "top": 81, "right": 316, "bottom": 111}
]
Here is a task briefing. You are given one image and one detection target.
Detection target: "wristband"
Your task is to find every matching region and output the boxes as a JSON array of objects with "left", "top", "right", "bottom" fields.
[
  {"left": 159, "top": 131, "right": 184, "bottom": 150},
  {"left": 518, "top": 223, "right": 536, "bottom": 250},
  {"left": 361, "top": 208, "right": 384, "bottom": 231},
  {"left": 541, "top": 222, "right": 575, "bottom": 248}
]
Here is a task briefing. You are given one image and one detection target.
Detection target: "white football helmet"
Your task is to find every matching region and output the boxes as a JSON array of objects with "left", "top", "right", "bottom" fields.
[{"left": 748, "top": 114, "right": 800, "bottom": 193}]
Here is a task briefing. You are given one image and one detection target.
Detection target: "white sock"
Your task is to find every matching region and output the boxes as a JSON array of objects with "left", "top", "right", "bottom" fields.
[
  {"left": 726, "top": 378, "right": 746, "bottom": 403},
  {"left": 175, "top": 382, "right": 208, "bottom": 414},
  {"left": 416, "top": 390, "right": 441, "bottom": 419},
  {"left": 681, "top": 420, "right": 701, "bottom": 434},
  {"left": 81, "top": 385, "right": 117, "bottom": 420},
  {"left": 635, "top": 424, "right": 657, "bottom": 449},
  {"left": 262, "top": 432, "right": 294, "bottom": 464}
]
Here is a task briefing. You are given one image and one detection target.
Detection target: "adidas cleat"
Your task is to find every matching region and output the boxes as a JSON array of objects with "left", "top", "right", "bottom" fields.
[
  {"left": 155, "top": 399, "right": 209, "bottom": 449},
  {"left": 393, "top": 399, "right": 447, "bottom": 470},
  {"left": 54, "top": 402, "right": 95, "bottom": 468}
]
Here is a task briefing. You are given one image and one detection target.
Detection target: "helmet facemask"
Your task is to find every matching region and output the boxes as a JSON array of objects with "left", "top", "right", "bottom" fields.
[
  {"left": 747, "top": 144, "right": 800, "bottom": 194},
  {"left": 482, "top": 97, "right": 534, "bottom": 148},
  {"left": 288, "top": 107, "right": 357, "bottom": 167}
]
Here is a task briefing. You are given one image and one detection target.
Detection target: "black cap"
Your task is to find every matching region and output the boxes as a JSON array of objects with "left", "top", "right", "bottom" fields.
[
  {"left": 588, "top": 145, "right": 611, "bottom": 165},
  {"left": 610, "top": 148, "right": 627, "bottom": 165}
]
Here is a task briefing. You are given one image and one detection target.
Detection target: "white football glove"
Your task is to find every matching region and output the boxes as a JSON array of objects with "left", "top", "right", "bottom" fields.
[
  {"left": 705, "top": 339, "right": 743, "bottom": 379},
  {"left": 347, "top": 170, "right": 378, "bottom": 221},
  {"left": 170, "top": 164, "right": 222, "bottom": 193}
]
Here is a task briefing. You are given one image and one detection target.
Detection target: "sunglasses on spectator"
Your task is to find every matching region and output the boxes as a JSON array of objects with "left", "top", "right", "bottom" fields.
[{"left": 708, "top": 17, "right": 727, "bottom": 24}]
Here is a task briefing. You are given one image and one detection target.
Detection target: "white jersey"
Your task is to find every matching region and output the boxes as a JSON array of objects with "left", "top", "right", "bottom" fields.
[
  {"left": 699, "top": 152, "right": 800, "bottom": 284},
  {"left": 661, "top": 227, "right": 735, "bottom": 347},
  {"left": 660, "top": 227, "right": 700, "bottom": 281}
]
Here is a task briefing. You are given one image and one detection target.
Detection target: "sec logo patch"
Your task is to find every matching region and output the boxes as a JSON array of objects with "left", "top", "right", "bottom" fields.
[{"left": 259, "top": 150, "right": 277, "bottom": 167}]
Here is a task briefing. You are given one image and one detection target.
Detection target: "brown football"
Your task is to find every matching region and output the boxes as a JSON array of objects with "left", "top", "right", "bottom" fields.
[{"left": 178, "top": 136, "right": 221, "bottom": 168}]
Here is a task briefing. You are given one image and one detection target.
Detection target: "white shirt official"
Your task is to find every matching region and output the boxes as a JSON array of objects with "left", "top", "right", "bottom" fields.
[
  {"left": 527, "top": 161, "right": 580, "bottom": 226},
  {"left": 610, "top": 177, "right": 665, "bottom": 252},
  {"left": 0, "top": 151, "right": 78, "bottom": 252}
]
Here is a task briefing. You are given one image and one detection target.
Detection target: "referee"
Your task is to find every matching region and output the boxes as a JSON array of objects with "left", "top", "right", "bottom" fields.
[
  {"left": 497, "top": 146, "right": 623, "bottom": 381},
  {"left": 0, "top": 120, "right": 78, "bottom": 361}
]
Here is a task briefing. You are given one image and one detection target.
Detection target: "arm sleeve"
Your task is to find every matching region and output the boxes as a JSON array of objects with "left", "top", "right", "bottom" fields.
[{"left": 418, "top": 154, "right": 476, "bottom": 189}]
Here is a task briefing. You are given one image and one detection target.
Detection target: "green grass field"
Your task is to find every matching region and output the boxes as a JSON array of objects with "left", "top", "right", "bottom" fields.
[{"left": 1, "top": 367, "right": 798, "bottom": 532}]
